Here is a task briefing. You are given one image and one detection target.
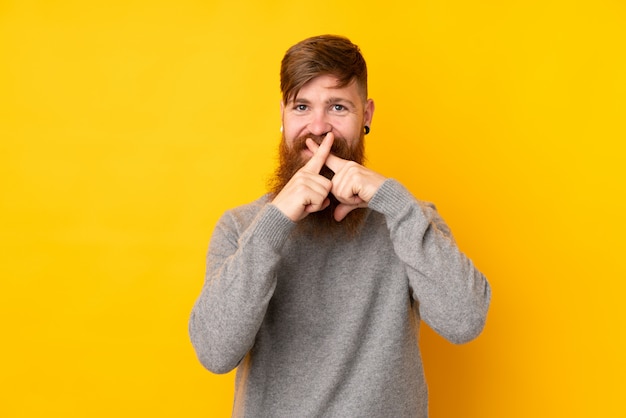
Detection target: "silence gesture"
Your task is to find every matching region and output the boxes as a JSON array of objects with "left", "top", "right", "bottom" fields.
[
  {"left": 305, "top": 136, "right": 386, "bottom": 221},
  {"left": 272, "top": 132, "right": 386, "bottom": 223}
]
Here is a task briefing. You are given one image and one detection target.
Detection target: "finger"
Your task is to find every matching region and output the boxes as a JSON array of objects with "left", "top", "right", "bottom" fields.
[
  {"left": 303, "top": 133, "right": 334, "bottom": 174},
  {"left": 334, "top": 202, "right": 364, "bottom": 222},
  {"left": 306, "top": 197, "right": 330, "bottom": 214},
  {"left": 322, "top": 152, "right": 349, "bottom": 174},
  {"left": 331, "top": 163, "right": 386, "bottom": 204},
  {"left": 305, "top": 136, "right": 349, "bottom": 174},
  {"left": 292, "top": 171, "right": 333, "bottom": 205}
]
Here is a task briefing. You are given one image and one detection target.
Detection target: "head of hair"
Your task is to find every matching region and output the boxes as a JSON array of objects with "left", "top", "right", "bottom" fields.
[{"left": 280, "top": 34, "right": 368, "bottom": 104}]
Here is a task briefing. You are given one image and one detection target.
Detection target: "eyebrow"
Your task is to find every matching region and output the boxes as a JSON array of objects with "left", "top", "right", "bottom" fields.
[
  {"left": 327, "top": 97, "right": 357, "bottom": 108},
  {"left": 292, "top": 97, "right": 358, "bottom": 108}
]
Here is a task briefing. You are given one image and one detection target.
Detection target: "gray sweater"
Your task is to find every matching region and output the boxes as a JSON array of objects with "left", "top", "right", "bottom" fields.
[{"left": 189, "top": 179, "right": 491, "bottom": 417}]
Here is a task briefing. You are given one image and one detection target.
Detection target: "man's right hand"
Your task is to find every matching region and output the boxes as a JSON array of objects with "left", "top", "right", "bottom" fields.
[{"left": 271, "top": 133, "right": 335, "bottom": 222}]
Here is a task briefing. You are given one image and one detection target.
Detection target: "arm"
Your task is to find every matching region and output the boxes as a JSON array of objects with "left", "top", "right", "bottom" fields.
[
  {"left": 190, "top": 134, "right": 336, "bottom": 373},
  {"left": 307, "top": 139, "right": 490, "bottom": 342},
  {"left": 189, "top": 203, "right": 294, "bottom": 373},
  {"left": 368, "top": 180, "right": 491, "bottom": 344}
]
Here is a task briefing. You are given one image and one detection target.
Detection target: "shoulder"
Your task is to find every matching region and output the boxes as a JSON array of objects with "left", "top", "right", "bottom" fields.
[
  {"left": 214, "top": 194, "right": 295, "bottom": 250},
  {"left": 219, "top": 194, "right": 271, "bottom": 231}
]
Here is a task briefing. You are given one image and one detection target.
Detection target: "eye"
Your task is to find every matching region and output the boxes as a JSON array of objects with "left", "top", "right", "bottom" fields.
[
  {"left": 332, "top": 104, "right": 346, "bottom": 111},
  {"left": 294, "top": 104, "right": 308, "bottom": 111}
]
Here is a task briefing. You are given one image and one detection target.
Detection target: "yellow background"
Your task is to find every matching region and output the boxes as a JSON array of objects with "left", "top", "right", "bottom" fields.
[{"left": 1, "top": 0, "right": 625, "bottom": 416}]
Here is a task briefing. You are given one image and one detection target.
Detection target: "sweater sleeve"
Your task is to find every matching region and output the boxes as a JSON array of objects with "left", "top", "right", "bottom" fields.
[
  {"left": 368, "top": 179, "right": 491, "bottom": 344},
  {"left": 189, "top": 202, "right": 295, "bottom": 373}
]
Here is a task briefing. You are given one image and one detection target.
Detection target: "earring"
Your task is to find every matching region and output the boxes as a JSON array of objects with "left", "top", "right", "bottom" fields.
[{"left": 364, "top": 125, "right": 370, "bottom": 135}]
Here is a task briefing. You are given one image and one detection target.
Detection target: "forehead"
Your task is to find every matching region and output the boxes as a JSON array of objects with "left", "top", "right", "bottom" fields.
[{"left": 292, "top": 74, "right": 362, "bottom": 102}]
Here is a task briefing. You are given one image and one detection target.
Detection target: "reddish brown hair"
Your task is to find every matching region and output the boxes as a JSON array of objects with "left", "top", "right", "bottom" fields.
[{"left": 280, "top": 35, "right": 368, "bottom": 104}]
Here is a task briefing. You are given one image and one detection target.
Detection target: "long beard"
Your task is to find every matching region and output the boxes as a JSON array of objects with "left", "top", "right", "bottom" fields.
[{"left": 268, "top": 132, "right": 368, "bottom": 239}]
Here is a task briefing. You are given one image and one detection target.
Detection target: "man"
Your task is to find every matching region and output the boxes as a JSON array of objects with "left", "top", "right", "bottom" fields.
[{"left": 189, "top": 34, "right": 491, "bottom": 417}]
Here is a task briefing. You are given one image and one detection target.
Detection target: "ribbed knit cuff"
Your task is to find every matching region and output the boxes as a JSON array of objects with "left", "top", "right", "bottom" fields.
[
  {"left": 368, "top": 179, "right": 414, "bottom": 218},
  {"left": 249, "top": 204, "right": 296, "bottom": 250}
]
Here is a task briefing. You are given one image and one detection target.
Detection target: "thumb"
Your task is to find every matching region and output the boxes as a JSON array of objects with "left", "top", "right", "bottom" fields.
[
  {"left": 334, "top": 203, "right": 359, "bottom": 222},
  {"left": 307, "top": 197, "right": 331, "bottom": 214}
]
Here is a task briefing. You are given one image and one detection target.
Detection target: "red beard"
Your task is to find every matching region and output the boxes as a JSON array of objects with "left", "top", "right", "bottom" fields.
[{"left": 268, "top": 132, "right": 368, "bottom": 238}]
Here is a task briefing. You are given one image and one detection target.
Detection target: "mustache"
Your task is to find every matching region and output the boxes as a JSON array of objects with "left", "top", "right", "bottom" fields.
[{"left": 291, "top": 133, "right": 352, "bottom": 157}]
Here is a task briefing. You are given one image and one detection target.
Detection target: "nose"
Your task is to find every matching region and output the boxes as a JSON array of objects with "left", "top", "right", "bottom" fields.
[{"left": 308, "top": 110, "right": 332, "bottom": 136}]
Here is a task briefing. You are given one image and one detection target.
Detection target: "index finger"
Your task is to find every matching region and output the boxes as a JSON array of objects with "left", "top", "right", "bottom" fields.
[
  {"left": 303, "top": 133, "right": 334, "bottom": 173},
  {"left": 322, "top": 152, "right": 349, "bottom": 174},
  {"left": 306, "top": 139, "right": 349, "bottom": 174}
]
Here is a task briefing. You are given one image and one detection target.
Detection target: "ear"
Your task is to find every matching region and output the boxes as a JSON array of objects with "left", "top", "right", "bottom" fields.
[{"left": 364, "top": 98, "right": 375, "bottom": 127}]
